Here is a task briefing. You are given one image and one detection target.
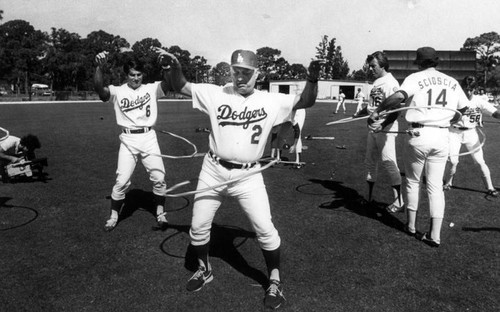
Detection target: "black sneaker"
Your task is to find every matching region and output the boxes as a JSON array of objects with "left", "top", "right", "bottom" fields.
[
  {"left": 264, "top": 279, "right": 285, "bottom": 309},
  {"left": 186, "top": 266, "right": 213, "bottom": 292},
  {"left": 417, "top": 232, "right": 440, "bottom": 248},
  {"left": 487, "top": 189, "right": 499, "bottom": 197}
]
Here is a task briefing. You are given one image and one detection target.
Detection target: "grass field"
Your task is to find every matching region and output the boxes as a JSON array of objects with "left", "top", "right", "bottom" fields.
[{"left": 1, "top": 100, "right": 499, "bottom": 312}]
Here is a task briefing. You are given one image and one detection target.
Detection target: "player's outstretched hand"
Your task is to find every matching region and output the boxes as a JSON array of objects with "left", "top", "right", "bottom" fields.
[
  {"left": 95, "top": 51, "right": 109, "bottom": 66},
  {"left": 307, "top": 60, "right": 324, "bottom": 81},
  {"left": 153, "top": 47, "right": 180, "bottom": 70}
]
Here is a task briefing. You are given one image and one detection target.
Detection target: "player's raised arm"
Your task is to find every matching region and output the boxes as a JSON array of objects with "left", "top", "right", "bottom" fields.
[
  {"left": 293, "top": 60, "right": 322, "bottom": 110},
  {"left": 154, "top": 47, "right": 191, "bottom": 98},
  {"left": 93, "top": 51, "right": 111, "bottom": 102}
]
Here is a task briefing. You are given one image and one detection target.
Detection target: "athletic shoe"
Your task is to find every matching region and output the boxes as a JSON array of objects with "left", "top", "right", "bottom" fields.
[
  {"left": 104, "top": 217, "right": 118, "bottom": 232},
  {"left": 186, "top": 266, "right": 213, "bottom": 292},
  {"left": 264, "top": 279, "right": 285, "bottom": 310},
  {"left": 487, "top": 189, "right": 499, "bottom": 197},
  {"left": 443, "top": 184, "right": 452, "bottom": 191},
  {"left": 156, "top": 212, "right": 168, "bottom": 230},
  {"left": 386, "top": 203, "right": 404, "bottom": 213},
  {"left": 404, "top": 224, "right": 416, "bottom": 237},
  {"left": 417, "top": 232, "right": 440, "bottom": 248}
]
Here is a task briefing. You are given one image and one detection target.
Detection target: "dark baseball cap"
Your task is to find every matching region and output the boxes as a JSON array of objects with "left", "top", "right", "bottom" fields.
[
  {"left": 414, "top": 47, "right": 439, "bottom": 65},
  {"left": 231, "top": 50, "right": 257, "bottom": 69}
]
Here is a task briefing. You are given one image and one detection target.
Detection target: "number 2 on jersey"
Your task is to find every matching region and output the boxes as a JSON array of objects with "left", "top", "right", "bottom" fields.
[
  {"left": 427, "top": 89, "right": 447, "bottom": 106},
  {"left": 251, "top": 125, "right": 262, "bottom": 144}
]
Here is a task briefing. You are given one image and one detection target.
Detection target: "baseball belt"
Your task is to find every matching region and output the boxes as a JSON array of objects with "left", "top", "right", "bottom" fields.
[
  {"left": 208, "top": 151, "right": 258, "bottom": 170},
  {"left": 122, "top": 127, "right": 152, "bottom": 134}
]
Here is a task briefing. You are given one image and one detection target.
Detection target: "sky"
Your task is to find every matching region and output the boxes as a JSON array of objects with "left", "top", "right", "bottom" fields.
[{"left": 2, "top": 0, "right": 500, "bottom": 71}]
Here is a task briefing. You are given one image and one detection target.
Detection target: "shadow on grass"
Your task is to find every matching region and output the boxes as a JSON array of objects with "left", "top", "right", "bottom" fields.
[
  {"left": 115, "top": 189, "right": 190, "bottom": 230},
  {"left": 462, "top": 227, "right": 500, "bottom": 232},
  {"left": 161, "top": 222, "right": 269, "bottom": 289},
  {"left": 0, "top": 196, "right": 39, "bottom": 231},
  {"left": 307, "top": 178, "right": 407, "bottom": 234}
]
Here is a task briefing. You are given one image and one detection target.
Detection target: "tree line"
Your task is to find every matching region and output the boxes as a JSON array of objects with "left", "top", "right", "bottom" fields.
[
  {"left": 0, "top": 16, "right": 499, "bottom": 97},
  {"left": 0, "top": 19, "right": 353, "bottom": 97}
]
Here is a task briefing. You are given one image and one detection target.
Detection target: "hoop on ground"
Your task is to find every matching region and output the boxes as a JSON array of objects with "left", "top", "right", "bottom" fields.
[
  {"left": 120, "top": 129, "right": 201, "bottom": 159},
  {"left": 164, "top": 159, "right": 279, "bottom": 198}
]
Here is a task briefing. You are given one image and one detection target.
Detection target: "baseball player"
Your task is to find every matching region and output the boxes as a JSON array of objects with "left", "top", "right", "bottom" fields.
[
  {"left": 334, "top": 89, "right": 346, "bottom": 114},
  {"left": 158, "top": 48, "right": 321, "bottom": 309},
  {"left": 94, "top": 51, "right": 168, "bottom": 232},
  {"left": 0, "top": 134, "right": 41, "bottom": 182},
  {"left": 369, "top": 47, "right": 470, "bottom": 247},
  {"left": 355, "top": 51, "right": 403, "bottom": 212},
  {"left": 354, "top": 88, "right": 365, "bottom": 114},
  {"left": 443, "top": 75, "right": 500, "bottom": 197}
]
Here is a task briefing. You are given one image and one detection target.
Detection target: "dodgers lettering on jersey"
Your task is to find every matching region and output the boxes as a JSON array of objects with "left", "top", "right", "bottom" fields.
[
  {"left": 217, "top": 105, "right": 267, "bottom": 129},
  {"left": 109, "top": 81, "right": 164, "bottom": 128},
  {"left": 191, "top": 83, "right": 296, "bottom": 163},
  {"left": 402, "top": 68, "right": 469, "bottom": 127},
  {"left": 453, "top": 95, "right": 497, "bottom": 128}
]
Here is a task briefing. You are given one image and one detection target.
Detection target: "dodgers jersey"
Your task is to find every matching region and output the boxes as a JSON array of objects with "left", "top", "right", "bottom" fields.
[
  {"left": 367, "top": 72, "right": 400, "bottom": 131},
  {"left": 191, "top": 83, "right": 296, "bottom": 163},
  {"left": 453, "top": 95, "right": 497, "bottom": 128},
  {"left": 402, "top": 68, "right": 469, "bottom": 127},
  {"left": 108, "top": 81, "right": 165, "bottom": 128}
]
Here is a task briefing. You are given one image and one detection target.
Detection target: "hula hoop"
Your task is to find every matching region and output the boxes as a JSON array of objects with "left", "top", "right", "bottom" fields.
[
  {"left": 164, "top": 159, "right": 279, "bottom": 198},
  {"left": 326, "top": 115, "right": 368, "bottom": 126},
  {"left": 379, "top": 105, "right": 462, "bottom": 124},
  {"left": 0, "top": 126, "right": 10, "bottom": 142},
  {"left": 120, "top": 129, "right": 201, "bottom": 159}
]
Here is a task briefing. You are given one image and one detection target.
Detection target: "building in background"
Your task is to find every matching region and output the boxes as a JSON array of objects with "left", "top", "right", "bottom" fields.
[
  {"left": 384, "top": 50, "right": 477, "bottom": 84},
  {"left": 269, "top": 80, "right": 372, "bottom": 100}
]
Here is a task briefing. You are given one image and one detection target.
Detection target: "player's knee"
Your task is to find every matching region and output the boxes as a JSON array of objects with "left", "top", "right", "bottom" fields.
[
  {"left": 189, "top": 227, "right": 211, "bottom": 246},
  {"left": 257, "top": 228, "right": 281, "bottom": 250},
  {"left": 112, "top": 179, "right": 131, "bottom": 199}
]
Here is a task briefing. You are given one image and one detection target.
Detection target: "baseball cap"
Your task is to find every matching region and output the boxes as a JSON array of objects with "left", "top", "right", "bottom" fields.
[
  {"left": 231, "top": 50, "right": 257, "bottom": 69},
  {"left": 414, "top": 47, "right": 439, "bottom": 65}
]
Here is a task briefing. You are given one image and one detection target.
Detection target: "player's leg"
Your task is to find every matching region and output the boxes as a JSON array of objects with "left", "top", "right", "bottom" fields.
[
  {"left": 464, "top": 130, "right": 497, "bottom": 195},
  {"left": 187, "top": 157, "right": 223, "bottom": 292},
  {"left": 140, "top": 132, "right": 168, "bottom": 226},
  {"left": 230, "top": 172, "right": 284, "bottom": 309},
  {"left": 107, "top": 139, "right": 138, "bottom": 231},
  {"left": 364, "top": 133, "right": 379, "bottom": 202},
  {"left": 379, "top": 133, "right": 404, "bottom": 211},
  {"left": 403, "top": 137, "right": 426, "bottom": 234},
  {"left": 423, "top": 144, "right": 449, "bottom": 246},
  {"left": 443, "top": 130, "right": 461, "bottom": 189}
]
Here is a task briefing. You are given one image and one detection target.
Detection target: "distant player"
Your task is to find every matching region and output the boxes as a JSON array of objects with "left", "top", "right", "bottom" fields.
[
  {"left": 159, "top": 48, "right": 321, "bottom": 309},
  {"left": 334, "top": 89, "right": 346, "bottom": 114},
  {"left": 369, "top": 47, "right": 470, "bottom": 247},
  {"left": 356, "top": 51, "right": 403, "bottom": 212},
  {"left": 443, "top": 75, "right": 500, "bottom": 196},
  {"left": 94, "top": 51, "right": 169, "bottom": 232},
  {"left": 354, "top": 88, "right": 365, "bottom": 114}
]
